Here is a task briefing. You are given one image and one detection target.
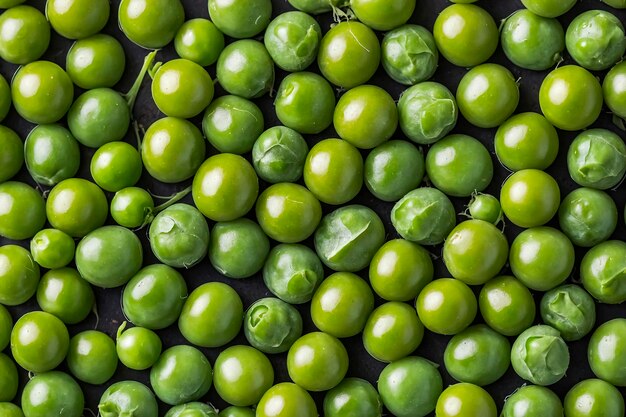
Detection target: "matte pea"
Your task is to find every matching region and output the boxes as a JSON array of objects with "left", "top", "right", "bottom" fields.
[
  {"left": 244, "top": 297, "right": 303, "bottom": 354},
  {"left": 540, "top": 284, "right": 596, "bottom": 341},
  {"left": 252, "top": 126, "right": 308, "bottom": 183},
  {"left": 558, "top": 187, "right": 617, "bottom": 247},
  {"left": 511, "top": 325, "right": 570, "bottom": 386},
  {"left": 382, "top": 25, "right": 438, "bottom": 85},
  {"left": 264, "top": 11, "right": 322, "bottom": 72}
]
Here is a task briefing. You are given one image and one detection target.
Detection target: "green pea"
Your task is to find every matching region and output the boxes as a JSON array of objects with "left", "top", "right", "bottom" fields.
[
  {"left": 0, "top": 75, "right": 10, "bottom": 122},
  {"left": 66, "top": 34, "right": 126, "bottom": 89},
  {"left": 244, "top": 297, "right": 303, "bottom": 354},
  {"left": 216, "top": 40, "right": 274, "bottom": 99},
  {"left": 174, "top": 18, "right": 224, "bottom": 66},
  {"left": 502, "top": 385, "right": 563, "bottom": 417},
  {"left": 500, "top": 169, "right": 560, "bottom": 228},
  {"left": 0, "top": 304, "right": 11, "bottom": 351},
  {"left": 252, "top": 126, "right": 308, "bottom": 183},
  {"left": 36, "top": 267, "right": 94, "bottom": 325},
  {"left": 382, "top": 25, "right": 437, "bottom": 85},
  {"left": 540, "top": 284, "right": 596, "bottom": 342},
  {"left": 564, "top": 378, "right": 625, "bottom": 417},
  {"left": 588, "top": 319, "right": 626, "bottom": 387},
  {"left": 479, "top": 275, "right": 536, "bottom": 337},
  {"left": 511, "top": 325, "right": 570, "bottom": 386},
  {"left": 603, "top": 0, "right": 626, "bottom": 6},
  {"left": 208, "top": 0, "right": 271, "bottom": 38},
  {"left": 0, "top": 403, "right": 23, "bottom": 417},
  {"left": 110, "top": 187, "right": 155, "bottom": 229},
  {"left": 264, "top": 11, "right": 321, "bottom": 72},
  {"left": 580, "top": 240, "right": 626, "bottom": 304},
  {"left": 118, "top": 0, "right": 184, "bottom": 49},
  {"left": 436, "top": 383, "right": 497, "bottom": 417},
  {"left": 0, "top": 6, "right": 50, "bottom": 64},
  {"left": 558, "top": 187, "right": 617, "bottom": 247},
  {"left": 287, "top": 0, "right": 346, "bottom": 14},
  {"left": 21, "top": 371, "right": 83, "bottom": 417},
  {"left": 521, "top": 0, "right": 575, "bottom": 17},
  {"left": 467, "top": 193, "right": 502, "bottom": 224},
  {"left": 90, "top": 141, "right": 142, "bottom": 192},
  {"left": 256, "top": 383, "right": 317, "bottom": 417},
  {"left": 46, "top": 0, "right": 108, "bottom": 39},
  {"left": 116, "top": 325, "right": 162, "bottom": 371},
  {"left": 287, "top": 332, "right": 348, "bottom": 391},
  {"left": 219, "top": 406, "right": 253, "bottom": 417},
  {"left": 0, "top": 353, "right": 18, "bottom": 402},
  {"left": 167, "top": 403, "right": 218, "bottom": 417},
  {"left": 24, "top": 124, "right": 80, "bottom": 186},
  {"left": 0, "top": 126, "right": 23, "bottom": 183},
  {"left": 98, "top": 381, "right": 158, "bottom": 417},
  {"left": 67, "top": 330, "right": 118, "bottom": 385},
  {"left": 416, "top": 278, "right": 477, "bottom": 335},
  {"left": 0, "top": 245, "right": 40, "bottom": 306},
  {"left": 603, "top": 61, "right": 626, "bottom": 118},
  {"left": 0, "top": 181, "right": 46, "bottom": 240},
  {"left": 351, "top": 0, "right": 414, "bottom": 31},
  {"left": 325, "top": 378, "right": 382, "bottom": 417},
  {"left": 11, "top": 311, "right": 69, "bottom": 373}
]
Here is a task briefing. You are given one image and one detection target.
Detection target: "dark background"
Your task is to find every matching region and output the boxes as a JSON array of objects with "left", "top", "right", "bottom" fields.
[{"left": 1, "top": 0, "right": 625, "bottom": 415}]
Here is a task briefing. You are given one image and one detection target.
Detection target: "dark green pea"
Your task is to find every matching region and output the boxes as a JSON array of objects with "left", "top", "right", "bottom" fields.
[
  {"left": 324, "top": 378, "right": 382, "bottom": 417},
  {"left": 67, "top": 330, "right": 118, "bottom": 385},
  {"left": 558, "top": 187, "right": 617, "bottom": 247},
  {"left": 397, "top": 82, "right": 457, "bottom": 145},
  {"left": 603, "top": 61, "right": 626, "bottom": 118},
  {"left": 603, "top": 0, "right": 626, "bottom": 6},
  {"left": 501, "top": 385, "right": 563, "bottom": 417},
  {"left": 264, "top": 11, "right": 322, "bottom": 72},
  {"left": 0, "top": 5, "right": 50, "bottom": 64},
  {"left": 564, "top": 378, "right": 625, "bottom": 417},
  {"left": 0, "top": 181, "right": 46, "bottom": 240},
  {"left": 382, "top": 25, "right": 438, "bottom": 85},
  {"left": 0, "top": 0, "right": 26, "bottom": 7},
  {"left": 262, "top": 243, "right": 324, "bottom": 304},
  {"left": 391, "top": 187, "right": 456, "bottom": 245},
  {"left": 0, "top": 403, "right": 23, "bottom": 417},
  {"left": 149, "top": 203, "right": 210, "bottom": 269},
  {"left": 252, "top": 126, "right": 308, "bottom": 183},
  {"left": 175, "top": 18, "right": 225, "bottom": 66},
  {"left": 219, "top": 406, "right": 254, "bottom": 417},
  {"left": 122, "top": 264, "right": 187, "bottom": 329},
  {"left": 580, "top": 240, "right": 626, "bottom": 304},
  {"left": 0, "top": 75, "right": 10, "bottom": 122},
  {"left": 75, "top": 225, "right": 143, "bottom": 288},
  {"left": 167, "top": 403, "right": 219, "bottom": 417},
  {"left": 314, "top": 204, "right": 385, "bottom": 272},
  {"left": 202, "top": 95, "right": 264, "bottom": 154},
  {"left": 118, "top": 0, "right": 184, "bottom": 49},
  {"left": 0, "top": 304, "right": 11, "bottom": 351},
  {"left": 110, "top": 187, "right": 155, "bottom": 229},
  {"left": 36, "top": 267, "right": 94, "bottom": 324},
  {"left": 98, "top": 381, "right": 158, "bottom": 417},
  {"left": 66, "top": 34, "right": 126, "bottom": 89},
  {"left": 216, "top": 40, "right": 274, "bottom": 99},
  {"left": 208, "top": 0, "right": 272, "bottom": 39},
  {"left": 0, "top": 353, "right": 18, "bottom": 402},
  {"left": 0, "top": 245, "right": 40, "bottom": 306},
  {"left": 540, "top": 284, "right": 596, "bottom": 341},
  {"left": 90, "top": 141, "right": 142, "bottom": 192},
  {"left": 0, "top": 126, "right": 22, "bottom": 183},
  {"left": 511, "top": 325, "right": 570, "bottom": 386},
  {"left": 244, "top": 297, "right": 303, "bottom": 354},
  {"left": 21, "top": 372, "right": 83, "bottom": 417},
  {"left": 116, "top": 325, "right": 162, "bottom": 371},
  {"left": 24, "top": 124, "right": 80, "bottom": 186},
  {"left": 467, "top": 193, "right": 502, "bottom": 224},
  {"left": 209, "top": 219, "right": 270, "bottom": 278}
]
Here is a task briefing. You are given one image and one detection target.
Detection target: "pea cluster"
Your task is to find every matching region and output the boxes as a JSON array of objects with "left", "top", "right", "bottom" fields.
[{"left": 0, "top": 0, "right": 625, "bottom": 416}]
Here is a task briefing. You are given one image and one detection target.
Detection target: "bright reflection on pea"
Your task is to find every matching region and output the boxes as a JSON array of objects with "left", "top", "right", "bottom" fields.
[
  {"left": 442, "top": 14, "right": 465, "bottom": 39},
  {"left": 548, "top": 78, "right": 569, "bottom": 105}
]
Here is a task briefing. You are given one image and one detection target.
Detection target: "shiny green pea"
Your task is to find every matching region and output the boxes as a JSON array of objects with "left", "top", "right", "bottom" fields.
[
  {"left": 0, "top": 181, "right": 46, "bottom": 240},
  {"left": 325, "top": 378, "right": 382, "bottom": 417},
  {"left": 67, "top": 330, "right": 118, "bottom": 385},
  {"left": 24, "top": 124, "right": 80, "bottom": 186},
  {"left": 216, "top": 40, "right": 274, "bottom": 99},
  {"left": 66, "top": 34, "right": 126, "bottom": 89},
  {"left": 580, "top": 240, "right": 626, "bottom": 304},
  {"left": 90, "top": 141, "right": 142, "bottom": 192},
  {"left": 467, "top": 193, "right": 502, "bottom": 224},
  {"left": 0, "top": 126, "right": 23, "bottom": 183},
  {"left": 110, "top": 187, "right": 155, "bottom": 229},
  {"left": 174, "top": 18, "right": 224, "bottom": 66},
  {"left": 116, "top": 325, "right": 162, "bottom": 371},
  {"left": 208, "top": 0, "right": 271, "bottom": 38},
  {"left": 0, "top": 245, "right": 40, "bottom": 306},
  {"left": 36, "top": 267, "right": 94, "bottom": 324},
  {"left": 501, "top": 385, "right": 563, "bottom": 417}
]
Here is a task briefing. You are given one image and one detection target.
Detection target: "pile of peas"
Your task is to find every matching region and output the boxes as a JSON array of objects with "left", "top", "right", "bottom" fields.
[{"left": 0, "top": 0, "right": 624, "bottom": 416}]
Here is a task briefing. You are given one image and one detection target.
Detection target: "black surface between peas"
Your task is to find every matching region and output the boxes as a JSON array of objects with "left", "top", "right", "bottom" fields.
[{"left": 1, "top": 0, "right": 626, "bottom": 415}]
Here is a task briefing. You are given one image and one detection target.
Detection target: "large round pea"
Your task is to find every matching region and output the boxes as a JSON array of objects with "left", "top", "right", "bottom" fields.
[
  {"left": 122, "top": 264, "right": 187, "bottom": 329},
  {"left": 382, "top": 25, "right": 438, "bottom": 85},
  {"left": 603, "top": 61, "right": 626, "bottom": 118},
  {"left": 580, "top": 240, "right": 626, "bottom": 304},
  {"left": 0, "top": 353, "right": 18, "bottom": 402},
  {"left": 256, "top": 183, "right": 321, "bottom": 243},
  {"left": 324, "top": 378, "right": 381, "bottom": 417},
  {"left": 443, "top": 219, "right": 508, "bottom": 286},
  {"left": 252, "top": 126, "right": 308, "bottom": 183},
  {"left": 0, "top": 181, "right": 46, "bottom": 240},
  {"left": 98, "top": 381, "right": 158, "bottom": 417},
  {"left": 540, "top": 284, "right": 596, "bottom": 341},
  {"left": 314, "top": 205, "right": 385, "bottom": 272},
  {"left": 179, "top": 282, "right": 243, "bottom": 348},
  {"left": 511, "top": 324, "right": 570, "bottom": 386},
  {"left": 501, "top": 9, "right": 564, "bottom": 71},
  {"left": 216, "top": 40, "right": 274, "bottom": 99},
  {"left": 208, "top": 0, "right": 271, "bottom": 38},
  {"left": 24, "top": 124, "right": 80, "bottom": 186},
  {"left": 0, "top": 126, "right": 23, "bottom": 183},
  {"left": 500, "top": 169, "right": 560, "bottom": 228},
  {"left": 142, "top": 117, "right": 206, "bottom": 183},
  {"left": 564, "top": 378, "right": 625, "bottom": 417},
  {"left": 539, "top": 65, "right": 603, "bottom": 131},
  {"left": 110, "top": 187, "right": 155, "bottom": 229},
  {"left": 351, "top": 0, "right": 414, "bottom": 31},
  {"left": 66, "top": 34, "right": 126, "bottom": 89},
  {"left": 425, "top": 134, "right": 493, "bottom": 197},
  {"left": 118, "top": 0, "right": 184, "bottom": 49},
  {"left": 11, "top": 311, "right": 69, "bottom": 373},
  {"left": 202, "top": 95, "right": 263, "bottom": 154},
  {"left": 588, "top": 318, "right": 626, "bottom": 386},
  {"left": 11, "top": 61, "right": 74, "bottom": 124},
  {"left": 167, "top": 403, "right": 218, "bottom": 417},
  {"left": 174, "top": 18, "right": 224, "bottom": 67},
  {"left": 521, "top": 0, "right": 575, "bottom": 17},
  {"left": 0, "top": 304, "right": 11, "bottom": 351},
  {"left": 317, "top": 21, "right": 380, "bottom": 88},
  {"left": 501, "top": 385, "right": 563, "bottom": 417},
  {"left": 416, "top": 278, "right": 477, "bottom": 335},
  {"left": 262, "top": 243, "right": 324, "bottom": 304},
  {"left": 244, "top": 297, "right": 303, "bottom": 354},
  {"left": 435, "top": 383, "right": 497, "bottom": 417},
  {"left": 192, "top": 153, "right": 258, "bottom": 221},
  {"left": 362, "top": 301, "right": 424, "bottom": 362},
  {"left": 209, "top": 219, "right": 270, "bottom": 278},
  {"left": 67, "top": 330, "right": 117, "bottom": 385},
  {"left": 433, "top": 4, "right": 498, "bottom": 67},
  {"left": 256, "top": 383, "right": 317, "bottom": 417},
  {"left": 36, "top": 267, "right": 94, "bottom": 325},
  {"left": 0, "top": 245, "right": 40, "bottom": 306},
  {"left": 264, "top": 11, "right": 321, "bottom": 72},
  {"left": 46, "top": 0, "right": 109, "bottom": 40},
  {"left": 21, "top": 371, "right": 83, "bottom": 417},
  {"left": 397, "top": 82, "right": 457, "bottom": 145},
  {"left": 479, "top": 275, "right": 536, "bottom": 337},
  {"left": 558, "top": 187, "right": 617, "bottom": 247},
  {"left": 287, "top": 332, "right": 348, "bottom": 392},
  {"left": 149, "top": 203, "right": 210, "bottom": 269},
  {"left": 116, "top": 326, "right": 162, "bottom": 371},
  {"left": 0, "top": 6, "right": 50, "bottom": 64},
  {"left": 90, "top": 141, "right": 142, "bottom": 192},
  {"left": 76, "top": 225, "right": 143, "bottom": 288}
]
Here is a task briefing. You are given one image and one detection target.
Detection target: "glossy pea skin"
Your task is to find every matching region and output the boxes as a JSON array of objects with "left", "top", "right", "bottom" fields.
[
  {"left": 21, "top": 371, "right": 83, "bottom": 417},
  {"left": 150, "top": 345, "right": 213, "bottom": 406},
  {"left": 324, "top": 378, "right": 381, "bottom": 417},
  {"left": 378, "top": 357, "right": 441, "bottom": 417},
  {"left": 603, "top": 61, "right": 626, "bottom": 118},
  {"left": 287, "top": 331, "right": 348, "bottom": 392},
  {"left": 264, "top": 11, "right": 321, "bottom": 72},
  {"left": 559, "top": 187, "right": 617, "bottom": 247},
  {"left": 416, "top": 278, "right": 477, "bottom": 335},
  {"left": 0, "top": 245, "right": 40, "bottom": 306},
  {"left": 500, "top": 169, "right": 560, "bottom": 228},
  {"left": 11, "top": 61, "right": 73, "bottom": 124},
  {"left": 98, "top": 381, "right": 158, "bottom": 417},
  {"left": 208, "top": 0, "right": 271, "bottom": 38},
  {"left": 11, "top": 311, "right": 69, "bottom": 373},
  {"left": 244, "top": 297, "right": 303, "bottom": 354},
  {"left": 501, "top": 10, "right": 564, "bottom": 71},
  {"left": 0, "top": 353, "right": 18, "bottom": 402},
  {"left": 288, "top": 0, "right": 347, "bottom": 13},
  {"left": 564, "top": 378, "right": 625, "bottom": 417},
  {"left": 382, "top": 25, "right": 438, "bottom": 85},
  {"left": 435, "top": 383, "right": 497, "bottom": 417},
  {"left": 317, "top": 21, "right": 380, "bottom": 89},
  {"left": 209, "top": 218, "right": 270, "bottom": 278},
  {"left": 567, "top": 128, "right": 626, "bottom": 190},
  {"left": 511, "top": 325, "right": 570, "bottom": 386},
  {"left": 314, "top": 204, "right": 385, "bottom": 272},
  {"left": 90, "top": 141, "right": 142, "bottom": 192},
  {"left": 565, "top": 10, "right": 626, "bottom": 71},
  {"left": 36, "top": 267, "right": 94, "bottom": 324},
  {"left": 443, "top": 220, "right": 508, "bottom": 286},
  {"left": 351, "top": 0, "right": 414, "bottom": 31},
  {"left": 252, "top": 126, "right": 308, "bottom": 183},
  {"left": 174, "top": 18, "right": 224, "bottom": 66},
  {"left": 202, "top": 95, "right": 264, "bottom": 154},
  {"left": 539, "top": 65, "right": 603, "bottom": 131},
  {"left": 46, "top": 0, "right": 109, "bottom": 40},
  {"left": 256, "top": 183, "right": 322, "bottom": 243},
  {"left": 467, "top": 193, "right": 502, "bottom": 224},
  {"left": 122, "top": 264, "right": 187, "bottom": 329},
  {"left": 0, "top": 0, "right": 26, "bottom": 6},
  {"left": 398, "top": 82, "right": 457, "bottom": 145},
  {"left": 216, "top": 40, "right": 274, "bottom": 99},
  {"left": 66, "top": 34, "right": 126, "bottom": 89},
  {"left": 0, "top": 304, "right": 11, "bottom": 351},
  {"left": 0, "top": 181, "right": 46, "bottom": 240},
  {"left": 479, "top": 275, "right": 536, "bottom": 336},
  {"left": 0, "top": 126, "right": 23, "bottom": 183},
  {"left": 67, "top": 330, "right": 118, "bottom": 385},
  {"left": 110, "top": 187, "right": 155, "bottom": 229},
  {"left": 540, "top": 284, "right": 596, "bottom": 342},
  {"left": 256, "top": 382, "right": 317, "bottom": 417},
  {"left": 521, "top": 0, "right": 575, "bottom": 17},
  {"left": 334, "top": 85, "right": 398, "bottom": 149},
  {"left": 364, "top": 140, "right": 425, "bottom": 202},
  {"left": 588, "top": 318, "right": 626, "bottom": 386},
  {"left": 603, "top": 0, "right": 626, "bottom": 7},
  {"left": 501, "top": 385, "right": 563, "bottom": 417},
  {"left": 142, "top": 117, "right": 206, "bottom": 183},
  {"left": 580, "top": 240, "right": 626, "bottom": 304},
  {"left": 0, "top": 6, "right": 50, "bottom": 64},
  {"left": 262, "top": 243, "right": 324, "bottom": 304},
  {"left": 425, "top": 134, "right": 493, "bottom": 197},
  {"left": 167, "top": 403, "right": 219, "bottom": 417},
  {"left": 362, "top": 301, "right": 424, "bottom": 362},
  {"left": 179, "top": 282, "right": 243, "bottom": 348},
  {"left": 0, "top": 403, "right": 23, "bottom": 417},
  {"left": 369, "top": 239, "right": 433, "bottom": 302},
  {"left": 118, "top": 0, "right": 184, "bottom": 49},
  {"left": 24, "top": 124, "right": 80, "bottom": 186},
  {"left": 116, "top": 326, "right": 162, "bottom": 371},
  {"left": 274, "top": 71, "right": 336, "bottom": 134},
  {"left": 192, "top": 153, "right": 258, "bottom": 221},
  {"left": 443, "top": 324, "right": 511, "bottom": 386},
  {"left": 433, "top": 4, "right": 498, "bottom": 67}
]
